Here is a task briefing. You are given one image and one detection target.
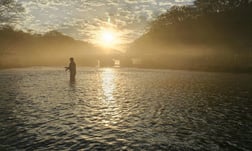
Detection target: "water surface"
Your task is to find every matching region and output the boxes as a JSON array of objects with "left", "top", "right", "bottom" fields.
[{"left": 0, "top": 67, "right": 251, "bottom": 150}]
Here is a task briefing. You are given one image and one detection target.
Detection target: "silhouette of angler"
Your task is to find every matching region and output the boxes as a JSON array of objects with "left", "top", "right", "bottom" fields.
[{"left": 65, "top": 57, "right": 76, "bottom": 81}]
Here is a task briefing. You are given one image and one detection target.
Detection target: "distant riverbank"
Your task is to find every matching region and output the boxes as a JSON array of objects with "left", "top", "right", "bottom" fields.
[{"left": 1, "top": 65, "right": 252, "bottom": 74}]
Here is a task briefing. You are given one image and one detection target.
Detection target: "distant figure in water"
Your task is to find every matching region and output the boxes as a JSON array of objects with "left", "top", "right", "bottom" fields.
[{"left": 65, "top": 57, "right": 76, "bottom": 82}]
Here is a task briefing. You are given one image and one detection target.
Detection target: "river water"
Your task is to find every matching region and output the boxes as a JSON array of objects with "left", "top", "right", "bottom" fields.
[{"left": 0, "top": 67, "right": 251, "bottom": 151}]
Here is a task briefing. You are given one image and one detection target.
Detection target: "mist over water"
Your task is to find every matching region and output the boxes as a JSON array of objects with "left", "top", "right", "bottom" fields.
[{"left": 0, "top": 67, "right": 251, "bottom": 150}]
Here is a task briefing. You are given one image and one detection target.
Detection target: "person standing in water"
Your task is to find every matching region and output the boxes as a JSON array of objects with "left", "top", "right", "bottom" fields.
[{"left": 65, "top": 57, "right": 76, "bottom": 82}]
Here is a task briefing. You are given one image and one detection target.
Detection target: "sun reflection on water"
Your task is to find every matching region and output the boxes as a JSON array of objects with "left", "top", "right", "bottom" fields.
[
  {"left": 99, "top": 68, "right": 123, "bottom": 128},
  {"left": 101, "top": 68, "right": 115, "bottom": 101}
]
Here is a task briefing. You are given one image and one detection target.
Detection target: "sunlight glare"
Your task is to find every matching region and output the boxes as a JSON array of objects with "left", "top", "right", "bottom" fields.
[
  {"left": 102, "top": 31, "right": 114, "bottom": 43},
  {"left": 99, "top": 29, "right": 117, "bottom": 48}
]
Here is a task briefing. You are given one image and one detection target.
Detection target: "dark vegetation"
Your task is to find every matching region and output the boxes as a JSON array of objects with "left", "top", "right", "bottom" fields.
[
  {"left": 0, "top": 27, "right": 103, "bottom": 67},
  {"left": 0, "top": 26, "right": 128, "bottom": 68},
  {"left": 127, "top": 0, "right": 252, "bottom": 72}
]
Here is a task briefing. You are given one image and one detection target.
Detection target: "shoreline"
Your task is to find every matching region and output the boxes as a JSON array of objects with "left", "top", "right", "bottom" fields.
[{"left": 1, "top": 65, "right": 252, "bottom": 74}]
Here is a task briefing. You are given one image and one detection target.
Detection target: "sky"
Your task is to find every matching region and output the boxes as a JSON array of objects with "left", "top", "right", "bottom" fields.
[{"left": 16, "top": 0, "right": 194, "bottom": 50}]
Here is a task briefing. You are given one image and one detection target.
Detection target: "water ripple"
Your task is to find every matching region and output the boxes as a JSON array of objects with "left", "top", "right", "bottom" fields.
[{"left": 0, "top": 68, "right": 251, "bottom": 150}]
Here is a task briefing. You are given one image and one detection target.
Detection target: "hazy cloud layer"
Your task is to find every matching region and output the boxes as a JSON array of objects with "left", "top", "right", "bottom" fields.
[{"left": 17, "top": 0, "right": 194, "bottom": 49}]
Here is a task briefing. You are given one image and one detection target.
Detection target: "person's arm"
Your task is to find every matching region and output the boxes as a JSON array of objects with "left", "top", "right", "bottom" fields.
[
  {"left": 65, "top": 67, "right": 69, "bottom": 71},
  {"left": 65, "top": 63, "right": 70, "bottom": 71}
]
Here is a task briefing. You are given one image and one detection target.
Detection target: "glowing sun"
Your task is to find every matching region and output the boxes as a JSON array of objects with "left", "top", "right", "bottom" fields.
[
  {"left": 102, "top": 30, "right": 115, "bottom": 43},
  {"left": 97, "top": 29, "right": 118, "bottom": 48}
]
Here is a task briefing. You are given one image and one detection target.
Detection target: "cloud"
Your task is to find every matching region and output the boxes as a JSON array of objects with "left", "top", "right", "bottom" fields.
[{"left": 16, "top": 0, "right": 194, "bottom": 50}]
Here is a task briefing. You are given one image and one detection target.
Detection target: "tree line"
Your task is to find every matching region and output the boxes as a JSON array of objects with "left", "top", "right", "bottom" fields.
[
  {"left": 0, "top": 26, "right": 128, "bottom": 68},
  {"left": 127, "top": 0, "right": 252, "bottom": 72}
]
